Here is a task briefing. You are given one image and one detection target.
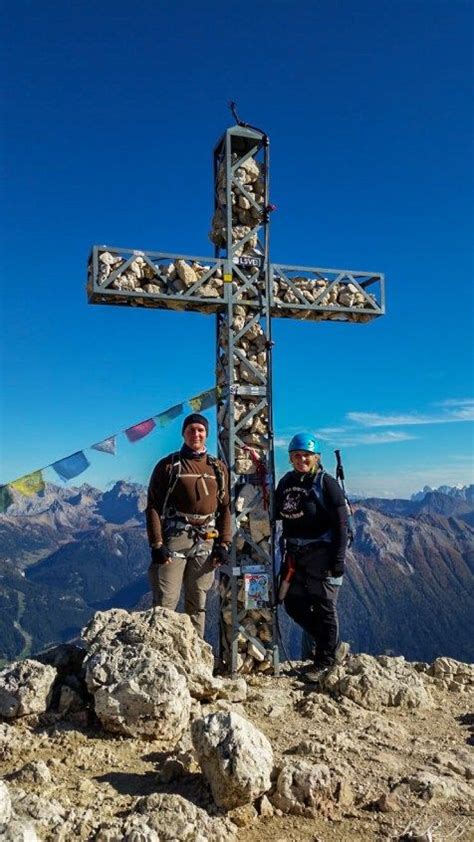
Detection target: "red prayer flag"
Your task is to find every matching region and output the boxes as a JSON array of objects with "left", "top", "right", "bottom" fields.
[{"left": 124, "top": 418, "right": 156, "bottom": 443}]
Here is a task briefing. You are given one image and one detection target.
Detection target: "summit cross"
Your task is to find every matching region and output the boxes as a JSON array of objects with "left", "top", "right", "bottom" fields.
[{"left": 87, "top": 121, "right": 385, "bottom": 674}]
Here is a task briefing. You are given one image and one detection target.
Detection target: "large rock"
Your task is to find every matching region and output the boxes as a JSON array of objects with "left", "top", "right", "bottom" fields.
[
  {"left": 398, "top": 769, "right": 474, "bottom": 803},
  {"left": 191, "top": 711, "right": 273, "bottom": 810},
  {"left": 175, "top": 259, "right": 197, "bottom": 287},
  {"left": 0, "top": 723, "right": 22, "bottom": 762},
  {"left": 271, "top": 758, "right": 334, "bottom": 817},
  {"left": 96, "top": 793, "right": 237, "bottom": 841},
  {"left": 1, "top": 819, "right": 39, "bottom": 842},
  {"left": 82, "top": 608, "right": 217, "bottom": 700},
  {"left": 1, "top": 784, "right": 40, "bottom": 841},
  {"left": 431, "top": 746, "right": 474, "bottom": 780},
  {"left": 89, "top": 650, "right": 191, "bottom": 741},
  {"left": 0, "top": 660, "right": 56, "bottom": 718},
  {"left": 323, "top": 655, "right": 433, "bottom": 710},
  {"left": 427, "top": 657, "right": 474, "bottom": 691},
  {"left": 135, "top": 793, "right": 236, "bottom": 841},
  {"left": 0, "top": 780, "right": 12, "bottom": 831},
  {"left": 10, "top": 761, "right": 52, "bottom": 785}
]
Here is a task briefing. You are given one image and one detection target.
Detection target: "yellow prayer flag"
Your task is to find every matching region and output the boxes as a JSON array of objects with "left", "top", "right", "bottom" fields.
[
  {"left": 11, "top": 470, "right": 45, "bottom": 496},
  {"left": 189, "top": 395, "right": 204, "bottom": 411},
  {"left": 189, "top": 389, "right": 217, "bottom": 412}
]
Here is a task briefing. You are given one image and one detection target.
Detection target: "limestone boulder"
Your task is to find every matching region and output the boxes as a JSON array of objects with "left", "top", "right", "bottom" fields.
[
  {"left": 191, "top": 711, "right": 273, "bottom": 810},
  {"left": 85, "top": 646, "right": 191, "bottom": 741},
  {"left": 10, "top": 761, "right": 52, "bottom": 785},
  {"left": 97, "top": 793, "right": 237, "bottom": 841},
  {"left": 235, "top": 483, "right": 259, "bottom": 513},
  {"left": 175, "top": 259, "right": 198, "bottom": 287},
  {"left": 9, "top": 790, "right": 64, "bottom": 838},
  {"left": 82, "top": 608, "right": 217, "bottom": 701},
  {"left": 0, "top": 780, "right": 12, "bottom": 831},
  {"left": 430, "top": 746, "right": 474, "bottom": 781},
  {"left": 271, "top": 758, "right": 334, "bottom": 817},
  {"left": 427, "top": 656, "right": 474, "bottom": 691},
  {"left": 215, "top": 677, "right": 248, "bottom": 703},
  {"left": 0, "top": 723, "right": 23, "bottom": 762},
  {"left": 399, "top": 769, "right": 473, "bottom": 803},
  {"left": 322, "top": 654, "right": 433, "bottom": 710},
  {"left": 248, "top": 505, "right": 271, "bottom": 543},
  {"left": 134, "top": 793, "right": 237, "bottom": 841},
  {"left": 1, "top": 818, "right": 39, "bottom": 841},
  {"left": 0, "top": 660, "right": 56, "bottom": 718}
]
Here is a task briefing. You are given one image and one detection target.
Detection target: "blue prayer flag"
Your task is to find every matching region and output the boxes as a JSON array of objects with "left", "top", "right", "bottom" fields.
[{"left": 52, "top": 451, "right": 90, "bottom": 481}]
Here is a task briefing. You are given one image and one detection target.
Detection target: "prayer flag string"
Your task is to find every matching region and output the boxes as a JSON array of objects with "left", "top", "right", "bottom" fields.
[{"left": 0, "top": 388, "right": 219, "bottom": 511}]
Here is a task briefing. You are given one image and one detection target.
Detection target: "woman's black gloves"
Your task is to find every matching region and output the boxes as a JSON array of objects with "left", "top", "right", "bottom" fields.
[{"left": 331, "top": 560, "right": 345, "bottom": 577}]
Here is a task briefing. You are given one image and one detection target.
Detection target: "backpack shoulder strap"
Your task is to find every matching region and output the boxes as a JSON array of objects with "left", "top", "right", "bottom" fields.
[
  {"left": 311, "top": 469, "right": 328, "bottom": 511},
  {"left": 207, "top": 454, "right": 226, "bottom": 504},
  {"left": 162, "top": 452, "right": 181, "bottom": 518}
]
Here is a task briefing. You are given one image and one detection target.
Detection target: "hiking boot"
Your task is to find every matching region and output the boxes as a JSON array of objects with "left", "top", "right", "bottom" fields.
[
  {"left": 304, "top": 665, "right": 331, "bottom": 684},
  {"left": 335, "top": 641, "right": 350, "bottom": 664}
]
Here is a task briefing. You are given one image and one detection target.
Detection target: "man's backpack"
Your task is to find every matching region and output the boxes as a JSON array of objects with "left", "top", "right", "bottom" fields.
[{"left": 310, "top": 451, "right": 355, "bottom": 548}]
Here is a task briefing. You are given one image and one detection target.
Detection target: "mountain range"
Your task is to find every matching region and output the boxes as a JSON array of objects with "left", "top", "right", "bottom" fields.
[
  {"left": 0, "top": 480, "right": 473, "bottom": 665},
  {"left": 411, "top": 483, "right": 474, "bottom": 502}
]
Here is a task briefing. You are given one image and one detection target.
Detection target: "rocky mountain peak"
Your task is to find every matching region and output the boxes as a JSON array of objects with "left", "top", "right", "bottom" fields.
[
  {"left": 0, "top": 608, "right": 472, "bottom": 841},
  {"left": 98, "top": 481, "right": 147, "bottom": 524},
  {"left": 411, "top": 483, "right": 474, "bottom": 502}
]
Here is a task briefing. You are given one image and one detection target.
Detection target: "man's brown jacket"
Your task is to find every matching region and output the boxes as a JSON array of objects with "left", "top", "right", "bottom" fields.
[{"left": 146, "top": 451, "right": 231, "bottom": 546}]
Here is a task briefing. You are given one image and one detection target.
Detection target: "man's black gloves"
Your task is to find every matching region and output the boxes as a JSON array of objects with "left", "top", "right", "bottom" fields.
[
  {"left": 151, "top": 545, "right": 171, "bottom": 565},
  {"left": 210, "top": 544, "right": 229, "bottom": 567},
  {"left": 331, "top": 560, "right": 345, "bottom": 577}
]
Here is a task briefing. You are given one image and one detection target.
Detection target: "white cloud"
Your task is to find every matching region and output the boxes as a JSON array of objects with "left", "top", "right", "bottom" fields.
[
  {"left": 314, "top": 427, "right": 348, "bottom": 439},
  {"left": 436, "top": 398, "right": 474, "bottom": 408},
  {"left": 274, "top": 428, "right": 415, "bottom": 449},
  {"left": 334, "top": 430, "right": 417, "bottom": 446},
  {"left": 273, "top": 437, "right": 290, "bottom": 448},
  {"left": 348, "top": 399, "right": 474, "bottom": 428}
]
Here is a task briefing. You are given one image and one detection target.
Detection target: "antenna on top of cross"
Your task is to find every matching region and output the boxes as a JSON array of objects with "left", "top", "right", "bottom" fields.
[
  {"left": 229, "top": 100, "right": 243, "bottom": 125},
  {"left": 228, "top": 100, "right": 268, "bottom": 140}
]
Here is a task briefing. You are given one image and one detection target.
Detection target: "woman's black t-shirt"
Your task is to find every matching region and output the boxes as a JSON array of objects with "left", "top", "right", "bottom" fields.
[{"left": 275, "top": 469, "right": 346, "bottom": 540}]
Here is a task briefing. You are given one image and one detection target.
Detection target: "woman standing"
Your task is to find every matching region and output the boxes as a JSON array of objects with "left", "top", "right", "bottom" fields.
[{"left": 275, "top": 433, "right": 349, "bottom": 681}]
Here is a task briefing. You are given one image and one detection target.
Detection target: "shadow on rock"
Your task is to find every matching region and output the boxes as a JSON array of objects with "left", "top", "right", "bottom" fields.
[
  {"left": 457, "top": 712, "right": 474, "bottom": 745},
  {"left": 94, "top": 770, "right": 158, "bottom": 796}
]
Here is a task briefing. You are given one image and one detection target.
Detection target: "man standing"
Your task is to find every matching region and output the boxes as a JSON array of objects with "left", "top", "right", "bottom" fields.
[
  {"left": 275, "top": 433, "right": 349, "bottom": 681},
  {"left": 146, "top": 413, "right": 231, "bottom": 638}
]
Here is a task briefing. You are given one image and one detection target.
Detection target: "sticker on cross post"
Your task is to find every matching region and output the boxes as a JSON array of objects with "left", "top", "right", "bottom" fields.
[
  {"left": 244, "top": 573, "right": 269, "bottom": 609},
  {"left": 233, "top": 255, "right": 263, "bottom": 270}
]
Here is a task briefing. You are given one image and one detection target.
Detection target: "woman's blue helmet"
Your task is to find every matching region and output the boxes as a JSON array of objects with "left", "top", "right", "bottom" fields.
[{"left": 288, "top": 433, "right": 321, "bottom": 453}]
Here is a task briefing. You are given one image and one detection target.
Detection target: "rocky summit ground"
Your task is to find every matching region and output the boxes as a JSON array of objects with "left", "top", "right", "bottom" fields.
[{"left": 0, "top": 609, "right": 473, "bottom": 841}]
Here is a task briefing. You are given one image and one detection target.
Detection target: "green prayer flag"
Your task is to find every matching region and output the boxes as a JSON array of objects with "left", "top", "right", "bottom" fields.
[
  {"left": 154, "top": 403, "right": 184, "bottom": 428},
  {"left": 0, "top": 485, "right": 14, "bottom": 514}
]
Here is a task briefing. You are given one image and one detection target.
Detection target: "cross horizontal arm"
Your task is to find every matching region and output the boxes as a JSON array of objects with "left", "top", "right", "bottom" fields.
[{"left": 88, "top": 246, "right": 384, "bottom": 321}]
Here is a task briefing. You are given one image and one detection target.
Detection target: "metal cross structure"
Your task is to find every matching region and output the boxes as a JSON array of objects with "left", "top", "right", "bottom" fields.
[{"left": 87, "top": 122, "right": 385, "bottom": 675}]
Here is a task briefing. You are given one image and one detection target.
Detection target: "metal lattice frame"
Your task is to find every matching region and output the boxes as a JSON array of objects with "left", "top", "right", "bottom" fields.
[{"left": 212, "top": 126, "right": 278, "bottom": 673}]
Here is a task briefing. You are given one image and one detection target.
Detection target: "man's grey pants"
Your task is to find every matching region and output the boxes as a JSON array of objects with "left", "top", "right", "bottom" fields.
[{"left": 148, "top": 532, "right": 214, "bottom": 638}]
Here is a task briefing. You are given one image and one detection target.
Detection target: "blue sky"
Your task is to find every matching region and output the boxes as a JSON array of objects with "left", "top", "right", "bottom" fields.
[{"left": 1, "top": 0, "right": 473, "bottom": 499}]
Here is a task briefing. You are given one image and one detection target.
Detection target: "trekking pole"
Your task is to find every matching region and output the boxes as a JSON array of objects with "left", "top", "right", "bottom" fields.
[
  {"left": 334, "top": 449, "right": 346, "bottom": 491},
  {"left": 334, "top": 449, "right": 355, "bottom": 548}
]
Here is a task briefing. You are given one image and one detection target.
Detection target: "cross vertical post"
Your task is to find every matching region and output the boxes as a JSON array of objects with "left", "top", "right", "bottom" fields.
[
  {"left": 87, "top": 120, "right": 385, "bottom": 675},
  {"left": 211, "top": 125, "right": 278, "bottom": 673}
]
